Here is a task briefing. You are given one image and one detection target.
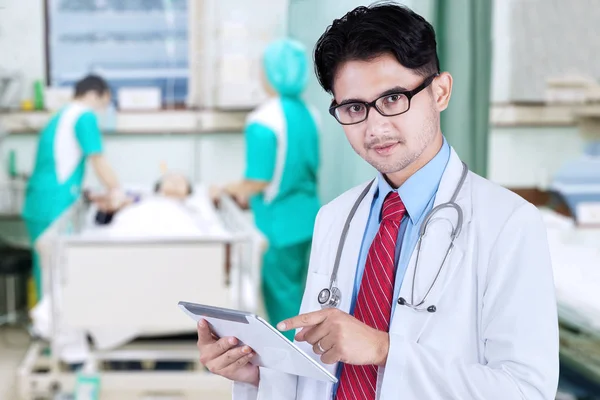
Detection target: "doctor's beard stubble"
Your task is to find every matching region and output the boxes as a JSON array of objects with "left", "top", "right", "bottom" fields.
[{"left": 360, "top": 105, "right": 440, "bottom": 175}]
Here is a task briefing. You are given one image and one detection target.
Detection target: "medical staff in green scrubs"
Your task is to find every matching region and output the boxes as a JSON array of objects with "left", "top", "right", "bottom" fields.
[
  {"left": 216, "top": 39, "right": 320, "bottom": 340},
  {"left": 22, "top": 75, "right": 124, "bottom": 304}
]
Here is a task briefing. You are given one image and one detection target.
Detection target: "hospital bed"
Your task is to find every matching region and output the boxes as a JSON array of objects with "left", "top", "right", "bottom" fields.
[
  {"left": 540, "top": 208, "right": 600, "bottom": 389},
  {"left": 17, "top": 187, "right": 266, "bottom": 400}
]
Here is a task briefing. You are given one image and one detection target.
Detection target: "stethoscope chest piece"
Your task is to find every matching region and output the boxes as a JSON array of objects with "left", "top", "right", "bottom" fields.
[{"left": 318, "top": 286, "right": 341, "bottom": 308}]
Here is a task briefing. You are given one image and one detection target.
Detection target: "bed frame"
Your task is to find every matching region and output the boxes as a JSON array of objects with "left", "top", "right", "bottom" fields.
[{"left": 17, "top": 194, "right": 265, "bottom": 399}]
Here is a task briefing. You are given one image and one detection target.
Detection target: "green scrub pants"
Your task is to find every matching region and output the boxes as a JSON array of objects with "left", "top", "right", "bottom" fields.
[
  {"left": 24, "top": 218, "right": 52, "bottom": 304},
  {"left": 262, "top": 240, "right": 311, "bottom": 341}
]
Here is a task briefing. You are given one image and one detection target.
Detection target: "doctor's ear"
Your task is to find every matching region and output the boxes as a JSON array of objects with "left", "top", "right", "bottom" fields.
[{"left": 432, "top": 72, "right": 452, "bottom": 112}]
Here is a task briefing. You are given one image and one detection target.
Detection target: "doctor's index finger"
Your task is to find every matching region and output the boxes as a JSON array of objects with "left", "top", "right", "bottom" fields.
[{"left": 277, "top": 310, "right": 329, "bottom": 331}]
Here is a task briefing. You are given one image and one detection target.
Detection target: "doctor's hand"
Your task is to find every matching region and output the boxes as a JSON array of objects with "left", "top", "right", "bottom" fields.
[
  {"left": 87, "top": 189, "right": 132, "bottom": 212},
  {"left": 278, "top": 309, "right": 390, "bottom": 366},
  {"left": 209, "top": 184, "right": 249, "bottom": 209},
  {"left": 196, "top": 319, "right": 260, "bottom": 387},
  {"left": 209, "top": 185, "right": 223, "bottom": 207}
]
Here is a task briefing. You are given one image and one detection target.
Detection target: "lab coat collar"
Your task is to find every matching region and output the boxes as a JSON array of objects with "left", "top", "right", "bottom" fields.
[
  {"left": 334, "top": 178, "right": 380, "bottom": 314},
  {"left": 433, "top": 147, "right": 473, "bottom": 225},
  {"left": 374, "top": 137, "right": 450, "bottom": 225}
]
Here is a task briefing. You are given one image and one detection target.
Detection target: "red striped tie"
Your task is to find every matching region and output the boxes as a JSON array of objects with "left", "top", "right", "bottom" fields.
[{"left": 336, "top": 191, "right": 406, "bottom": 400}]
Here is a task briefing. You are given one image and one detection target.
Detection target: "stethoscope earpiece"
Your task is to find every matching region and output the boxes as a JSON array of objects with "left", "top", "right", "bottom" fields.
[{"left": 398, "top": 297, "right": 436, "bottom": 313}]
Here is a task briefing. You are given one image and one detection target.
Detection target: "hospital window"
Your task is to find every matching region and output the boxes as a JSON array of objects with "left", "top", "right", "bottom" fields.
[{"left": 45, "top": 0, "right": 189, "bottom": 107}]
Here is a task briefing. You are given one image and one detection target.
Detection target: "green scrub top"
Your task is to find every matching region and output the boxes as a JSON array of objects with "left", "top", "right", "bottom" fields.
[
  {"left": 245, "top": 97, "right": 320, "bottom": 248},
  {"left": 23, "top": 103, "right": 104, "bottom": 230},
  {"left": 245, "top": 38, "right": 320, "bottom": 249}
]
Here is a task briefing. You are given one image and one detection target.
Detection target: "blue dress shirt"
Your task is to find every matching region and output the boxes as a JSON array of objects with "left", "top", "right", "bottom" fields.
[{"left": 333, "top": 137, "right": 451, "bottom": 394}]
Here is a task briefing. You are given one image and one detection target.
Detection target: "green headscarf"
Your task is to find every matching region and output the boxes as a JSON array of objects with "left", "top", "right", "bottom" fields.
[{"left": 263, "top": 38, "right": 309, "bottom": 97}]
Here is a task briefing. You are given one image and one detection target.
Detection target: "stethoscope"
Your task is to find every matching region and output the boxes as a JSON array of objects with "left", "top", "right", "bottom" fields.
[{"left": 317, "top": 162, "right": 468, "bottom": 313}]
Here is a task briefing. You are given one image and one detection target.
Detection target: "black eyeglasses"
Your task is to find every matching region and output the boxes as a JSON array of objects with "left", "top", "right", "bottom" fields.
[{"left": 328, "top": 73, "right": 439, "bottom": 125}]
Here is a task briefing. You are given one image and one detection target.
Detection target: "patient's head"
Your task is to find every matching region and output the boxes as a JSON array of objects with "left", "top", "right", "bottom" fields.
[{"left": 155, "top": 173, "right": 193, "bottom": 200}]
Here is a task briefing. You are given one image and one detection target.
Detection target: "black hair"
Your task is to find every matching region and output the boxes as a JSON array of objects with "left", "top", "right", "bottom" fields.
[
  {"left": 74, "top": 75, "right": 110, "bottom": 98},
  {"left": 314, "top": 2, "right": 440, "bottom": 94}
]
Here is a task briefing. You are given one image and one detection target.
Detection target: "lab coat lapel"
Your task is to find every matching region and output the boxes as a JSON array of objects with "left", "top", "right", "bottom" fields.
[
  {"left": 394, "top": 149, "right": 473, "bottom": 341},
  {"left": 336, "top": 179, "right": 378, "bottom": 314},
  {"left": 315, "top": 179, "right": 378, "bottom": 381}
]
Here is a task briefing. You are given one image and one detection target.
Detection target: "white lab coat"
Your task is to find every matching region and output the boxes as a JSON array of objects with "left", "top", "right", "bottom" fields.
[{"left": 233, "top": 148, "right": 559, "bottom": 400}]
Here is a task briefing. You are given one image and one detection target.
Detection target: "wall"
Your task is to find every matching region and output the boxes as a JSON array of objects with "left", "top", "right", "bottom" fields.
[
  {"left": 0, "top": 0, "right": 46, "bottom": 100},
  {"left": 490, "top": 0, "right": 513, "bottom": 104},
  {"left": 1, "top": 132, "right": 246, "bottom": 188},
  {"left": 489, "top": 126, "right": 584, "bottom": 189},
  {"left": 491, "top": 0, "right": 600, "bottom": 103},
  {"left": 507, "top": 0, "right": 600, "bottom": 102},
  {"left": 489, "top": 0, "right": 589, "bottom": 188}
]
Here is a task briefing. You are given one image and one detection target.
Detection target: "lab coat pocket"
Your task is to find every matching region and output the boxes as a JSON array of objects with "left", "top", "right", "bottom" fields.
[{"left": 392, "top": 232, "right": 466, "bottom": 344}]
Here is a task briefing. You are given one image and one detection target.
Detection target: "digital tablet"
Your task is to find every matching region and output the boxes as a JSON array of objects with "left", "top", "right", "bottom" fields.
[{"left": 178, "top": 301, "right": 337, "bottom": 383}]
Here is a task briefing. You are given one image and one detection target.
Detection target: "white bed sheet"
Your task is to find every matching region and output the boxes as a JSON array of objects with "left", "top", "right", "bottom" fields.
[
  {"left": 80, "top": 185, "right": 230, "bottom": 240},
  {"left": 540, "top": 208, "right": 600, "bottom": 332},
  {"left": 31, "top": 184, "right": 236, "bottom": 363}
]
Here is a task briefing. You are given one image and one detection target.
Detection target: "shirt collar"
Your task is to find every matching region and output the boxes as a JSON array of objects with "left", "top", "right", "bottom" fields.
[{"left": 374, "top": 136, "right": 450, "bottom": 224}]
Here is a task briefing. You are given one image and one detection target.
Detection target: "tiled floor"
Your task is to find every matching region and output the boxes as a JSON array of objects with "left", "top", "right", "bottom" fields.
[
  {"left": 2, "top": 327, "right": 596, "bottom": 400},
  {"left": 0, "top": 328, "right": 29, "bottom": 400},
  {"left": 0, "top": 327, "right": 232, "bottom": 400}
]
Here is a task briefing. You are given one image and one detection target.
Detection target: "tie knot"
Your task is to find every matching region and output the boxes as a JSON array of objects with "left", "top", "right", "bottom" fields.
[{"left": 382, "top": 191, "right": 406, "bottom": 222}]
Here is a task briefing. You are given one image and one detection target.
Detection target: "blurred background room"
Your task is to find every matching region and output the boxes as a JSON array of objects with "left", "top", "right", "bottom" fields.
[{"left": 0, "top": 0, "right": 599, "bottom": 399}]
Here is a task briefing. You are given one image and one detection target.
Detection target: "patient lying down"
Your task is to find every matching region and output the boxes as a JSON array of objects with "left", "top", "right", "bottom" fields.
[
  {"left": 90, "top": 173, "right": 222, "bottom": 237},
  {"left": 31, "top": 175, "right": 228, "bottom": 364}
]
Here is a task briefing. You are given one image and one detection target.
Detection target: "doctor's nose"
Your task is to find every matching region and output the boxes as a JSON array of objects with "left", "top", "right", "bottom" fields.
[{"left": 365, "top": 111, "right": 392, "bottom": 138}]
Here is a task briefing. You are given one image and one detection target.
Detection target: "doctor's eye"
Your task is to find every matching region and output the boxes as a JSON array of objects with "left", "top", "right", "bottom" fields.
[
  {"left": 379, "top": 93, "right": 409, "bottom": 113},
  {"left": 384, "top": 94, "right": 401, "bottom": 104},
  {"left": 341, "top": 103, "right": 366, "bottom": 115}
]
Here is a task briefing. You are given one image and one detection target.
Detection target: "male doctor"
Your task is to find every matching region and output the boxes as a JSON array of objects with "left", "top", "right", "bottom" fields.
[{"left": 196, "top": 4, "right": 559, "bottom": 399}]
